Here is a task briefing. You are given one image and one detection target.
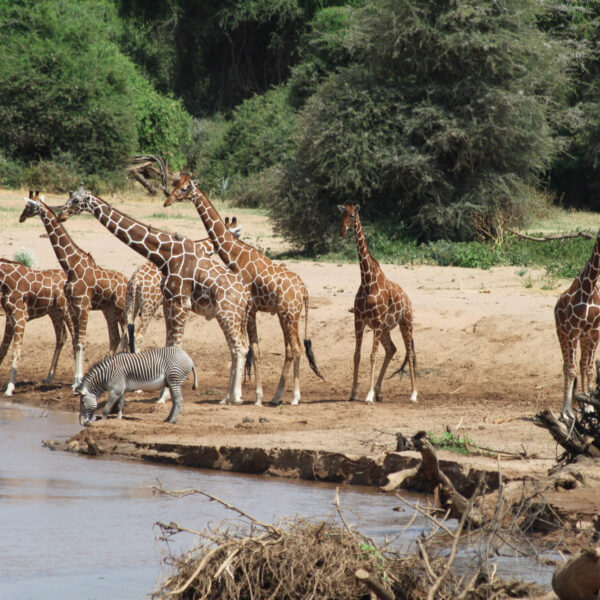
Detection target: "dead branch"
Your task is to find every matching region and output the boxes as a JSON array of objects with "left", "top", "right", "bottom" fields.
[
  {"left": 533, "top": 409, "right": 600, "bottom": 461},
  {"left": 354, "top": 568, "right": 395, "bottom": 600},
  {"left": 127, "top": 154, "right": 171, "bottom": 196},
  {"left": 552, "top": 546, "right": 600, "bottom": 600},
  {"left": 412, "top": 431, "right": 484, "bottom": 527},
  {"left": 506, "top": 228, "right": 594, "bottom": 241}
]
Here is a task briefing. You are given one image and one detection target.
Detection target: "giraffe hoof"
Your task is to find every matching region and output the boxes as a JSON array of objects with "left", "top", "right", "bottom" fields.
[
  {"left": 269, "top": 399, "right": 282, "bottom": 407},
  {"left": 218, "top": 398, "right": 228, "bottom": 405},
  {"left": 375, "top": 394, "right": 383, "bottom": 403},
  {"left": 348, "top": 395, "right": 357, "bottom": 402}
]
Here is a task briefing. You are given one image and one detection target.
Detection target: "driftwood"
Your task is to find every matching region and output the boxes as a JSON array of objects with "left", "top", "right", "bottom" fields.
[
  {"left": 552, "top": 546, "right": 600, "bottom": 600},
  {"left": 354, "top": 568, "right": 395, "bottom": 600},
  {"left": 533, "top": 408, "right": 600, "bottom": 461},
  {"left": 127, "top": 154, "right": 171, "bottom": 196},
  {"left": 506, "top": 228, "right": 594, "bottom": 241},
  {"left": 412, "top": 431, "right": 484, "bottom": 527}
]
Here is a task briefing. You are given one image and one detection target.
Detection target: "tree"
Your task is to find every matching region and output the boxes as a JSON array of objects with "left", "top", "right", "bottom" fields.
[{"left": 270, "top": 0, "right": 575, "bottom": 251}]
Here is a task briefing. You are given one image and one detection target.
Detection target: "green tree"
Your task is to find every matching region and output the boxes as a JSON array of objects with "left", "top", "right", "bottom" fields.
[
  {"left": 271, "top": 0, "right": 575, "bottom": 251},
  {"left": 0, "top": 0, "right": 137, "bottom": 173}
]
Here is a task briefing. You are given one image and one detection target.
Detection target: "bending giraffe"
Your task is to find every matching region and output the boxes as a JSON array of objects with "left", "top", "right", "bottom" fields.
[
  {"left": 165, "top": 173, "right": 323, "bottom": 406},
  {"left": 338, "top": 203, "right": 417, "bottom": 404},
  {"left": 57, "top": 186, "right": 251, "bottom": 405},
  {"left": 0, "top": 258, "right": 75, "bottom": 395},
  {"left": 554, "top": 230, "right": 600, "bottom": 420},
  {"left": 121, "top": 216, "right": 244, "bottom": 354},
  {"left": 19, "top": 191, "right": 127, "bottom": 388}
]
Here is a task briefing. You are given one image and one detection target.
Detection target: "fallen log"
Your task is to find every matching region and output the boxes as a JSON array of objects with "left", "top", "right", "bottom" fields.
[
  {"left": 552, "top": 546, "right": 600, "bottom": 600},
  {"left": 354, "top": 568, "right": 395, "bottom": 600},
  {"left": 533, "top": 409, "right": 600, "bottom": 460},
  {"left": 412, "top": 431, "right": 484, "bottom": 527},
  {"left": 506, "top": 228, "right": 594, "bottom": 241}
]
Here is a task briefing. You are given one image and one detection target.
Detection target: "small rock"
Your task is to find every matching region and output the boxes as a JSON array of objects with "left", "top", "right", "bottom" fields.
[
  {"left": 242, "top": 417, "right": 255, "bottom": 423},
  {"left": 259, "top": 417, "right": 270, "bottom": 423}
]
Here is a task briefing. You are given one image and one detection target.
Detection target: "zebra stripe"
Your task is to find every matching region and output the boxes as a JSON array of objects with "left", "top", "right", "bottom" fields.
[{"left": 77, "top": 347, "right": 197, "bottom": 425}]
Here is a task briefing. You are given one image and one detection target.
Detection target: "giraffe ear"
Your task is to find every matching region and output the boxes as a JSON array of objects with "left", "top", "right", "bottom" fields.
[
  {"left": 29, "top": 190, "right": 33, "bottom": 199},
  {"left": 355, "top": 204, "right": 360, "bottom": 213},
  {"left": 337, "top": 205, "right": 346, "bottom": 214}
]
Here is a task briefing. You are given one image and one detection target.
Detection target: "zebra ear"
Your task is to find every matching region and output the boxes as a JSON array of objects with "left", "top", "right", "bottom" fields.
[{"left": 337, "top": 205, "right": 345, "bottom": 213}]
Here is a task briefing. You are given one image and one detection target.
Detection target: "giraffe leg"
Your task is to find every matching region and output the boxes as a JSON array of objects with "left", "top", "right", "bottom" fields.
[
  {"left": 130, "top": 291, "right": 160, "bottom": 353},
  {"left": 270, "top": 315, "right": 294, "bottom": 406},
  {"left": 156, "top": 299, "right": 188, "bottom": 403},
  {"left": 285, "top": 317, "right": 303, "bottom": 406},
  {"left": 0, "top": 311, "right": 16, "bottom": 369},
  {"left": 557, "top": 327, "right": 578, "bottom": 420},
  {"left": 43, "top": 311, "right": 68, "bottom": 384},
  {"left": 399, "top": 320, "right": 418, "bottom": 403},
  {"left": 247, "top": 311, "right": 264, "bottom": 406},
  {"left": 374, "top": 329, "right": 396, "bottom": 402},
  {"left": 365, "top": 330, "right": 382, "bottom": 403},
  {"left": 4, "top": 307, "right": 26, "bottom": 396},
  {"left": 582, "top": 330, "right": 600, "bottom": 412},
  {"left": 103, "top": 307, "right": 122, "bottom": 355},
  {"left": 69, "top": 300, "right": 90, "bottom": 389},
  {"left": 217, "top": 310, "right": 246, "bottom": 405},
  {"left": 349, "top": 319, "right": 365, "bottom": 402}
]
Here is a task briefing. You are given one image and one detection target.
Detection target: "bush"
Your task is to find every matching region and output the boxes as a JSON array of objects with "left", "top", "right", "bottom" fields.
[{"left": 271, "top": 0, "right": 576, "bottom": 252}]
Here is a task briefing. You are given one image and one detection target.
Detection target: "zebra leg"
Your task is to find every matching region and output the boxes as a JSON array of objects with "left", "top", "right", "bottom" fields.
[
  {"left": 103, "top": 387, "right": 125, "bottom": 419},
  {"left": 165, "top": 384, "right": 183, "bottom": 424}
]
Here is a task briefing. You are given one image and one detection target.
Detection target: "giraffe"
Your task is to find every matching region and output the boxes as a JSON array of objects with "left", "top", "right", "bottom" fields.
[
  {"left": 120, "top": 216, "right": 244, "bottom": 354},
  {"left": 0, "top": 258, "right": 75, "bottom": 395},
  {"left": 165, "top": 173, "right": 323, "bottom": 406},
  {"left": 57, "top": 186, "right": 251, "bottom": 405},
  {"left": 338, "top": 203, "right": 417, "bottom": 404},
  {"left": 554, "top": 230, "right": 600, "bottom": 420},
  {"left": 19, "top": 191, "right": 128, "bottom": 388}
]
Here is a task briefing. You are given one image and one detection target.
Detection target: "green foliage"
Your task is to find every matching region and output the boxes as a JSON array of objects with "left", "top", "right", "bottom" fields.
[
  {"left": 130, "top": 76, "right": 192, "bottom": 170},
  {"left": 218, "top": 86, "right": 298, "bottom": 178},
  {"left": 13, "top": 248, "right": 36, "bottom": 268},
  {"left": 271, "top": 0, "right": 576, "bottom": 252},
  {"left": 0, "top": 0, "right": 138, "bottom": 173},
  {"left": 427, "top": 431, "right": 477, "bottom": 455},
  {"left": 0, "top": 0, "right": 193, "bottom": 185}
]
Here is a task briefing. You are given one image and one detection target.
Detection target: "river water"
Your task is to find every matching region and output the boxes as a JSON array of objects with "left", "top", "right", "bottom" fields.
[{"left": 0, "top": 402, "right": 554, "bottom": 599}]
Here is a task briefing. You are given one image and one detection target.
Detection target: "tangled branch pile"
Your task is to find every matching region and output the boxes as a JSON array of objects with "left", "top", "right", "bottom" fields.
[{"left": 152, "top": 489, "right": 541, "bottom": 600}]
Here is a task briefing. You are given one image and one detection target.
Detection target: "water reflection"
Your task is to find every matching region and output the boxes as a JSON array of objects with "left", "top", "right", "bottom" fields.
[{"left": 0, "top": 402, "right": 553, "bottom": 600}]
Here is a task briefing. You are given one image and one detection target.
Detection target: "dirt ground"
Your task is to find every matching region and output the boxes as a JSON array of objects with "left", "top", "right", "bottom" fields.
[{"left": 2, "top": 188, "right": 600, "bottom": 537}]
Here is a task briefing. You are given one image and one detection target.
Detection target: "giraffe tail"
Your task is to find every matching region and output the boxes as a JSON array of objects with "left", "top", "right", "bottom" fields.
[
  {"left": 128, "top": 323, "right": 136, "bottom": 353},
  {"left": 302, "top": 290, "right": 324, "bottom": 380},
  {"left": 387, "top": 339, "right": 417, "bottom": 379},
  {"left": 245, "top": 345, "right": 253, "bottom": 380}
]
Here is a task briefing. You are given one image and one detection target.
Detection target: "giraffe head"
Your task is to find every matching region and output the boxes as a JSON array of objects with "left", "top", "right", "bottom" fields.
[
  {"left": 58, "top": 184, "right": 92, "bottom": 221},
  {"left": 19, "top": 190, "right": 43, "bottom": 223},
  {"left": 164, "top": 172, "right": 196, "bottom": 207},
  {"left": 337, "top": 203, "right": 360, "bottom": 238}
]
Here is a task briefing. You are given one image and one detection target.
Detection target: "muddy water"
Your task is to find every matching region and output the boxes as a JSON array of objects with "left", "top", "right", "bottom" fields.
[{"left": 1, "top": 403, "right": 553, "bottom": 600}]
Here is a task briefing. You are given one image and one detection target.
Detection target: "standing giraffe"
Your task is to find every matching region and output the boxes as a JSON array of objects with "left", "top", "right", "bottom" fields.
[
  {"left": 57, "top": 186, "right": 251, "bottom": 405},
  {"left": 121, "top": 217, "right": 244, "bottom": 354},
  {"left": 338, "top": 203, "right": 417, "bottom": 404},
  {"left": 165, "top": 173, "right": 323, "bottom": 406},
  {"left": 19, "top": 191, "right": 127, "bottom": 388},
  {"left": 0, "top": 259, "right": 75, "bottom": 395},
  {"left": 554, "top": 230, "right": 600, "bottom": 419}
]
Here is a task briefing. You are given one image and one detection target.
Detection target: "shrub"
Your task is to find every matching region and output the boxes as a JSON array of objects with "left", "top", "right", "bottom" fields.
[
  {"left": 13, "top": 248, "right": 36, "bottom": 268},
  {"left": 271, "top": 0, "right": 576, "bottom": 252}
]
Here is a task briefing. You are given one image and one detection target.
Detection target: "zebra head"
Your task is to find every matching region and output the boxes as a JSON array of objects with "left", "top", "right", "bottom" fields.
[{"left": 76, "top": 383, "right": 97, "bottom": 426}]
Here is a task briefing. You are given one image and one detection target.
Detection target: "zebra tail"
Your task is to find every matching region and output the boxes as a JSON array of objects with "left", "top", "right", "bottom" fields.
[
  {"left": 304, "top": 339, "right": 324, "bottom": 380},
  {"left": 128, "top": 323, "right": 136, "bottom": 353}
]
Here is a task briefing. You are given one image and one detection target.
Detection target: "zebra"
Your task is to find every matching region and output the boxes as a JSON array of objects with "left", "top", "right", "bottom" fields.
[{"left": 76, "top": 347, "right": 198, "bottom": 426}]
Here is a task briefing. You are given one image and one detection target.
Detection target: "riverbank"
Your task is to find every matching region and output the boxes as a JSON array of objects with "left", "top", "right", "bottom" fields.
[{"left": 2, "top": 188, "right": 599, "bottom": 553}]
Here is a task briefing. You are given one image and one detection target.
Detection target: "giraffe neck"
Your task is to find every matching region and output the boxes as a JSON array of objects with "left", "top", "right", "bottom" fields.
[
  {"left": 37, "top": 201, "right": 93, "bottom": 275},
  {"left": 353, "top": 213, "right": 379, "bottom": 287},
  {"left": 85, "top": 194, "right": 185, "bottom": 269},
  {"left": 580, "top": 232, "right": 600, "bottom": 298},
  {"left": 190, "top": 189, "right": 241, "bottom": 264}
]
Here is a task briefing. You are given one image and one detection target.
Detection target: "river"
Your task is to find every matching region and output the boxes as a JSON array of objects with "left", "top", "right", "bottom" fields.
[{"left": 0, "top": 402, "right": 554, "bottom": 599}]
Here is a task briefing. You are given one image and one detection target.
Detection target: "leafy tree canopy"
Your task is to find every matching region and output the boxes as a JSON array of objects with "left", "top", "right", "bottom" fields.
[{"left": 270, "top": 0, "right": 576, "bottom": 250}]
